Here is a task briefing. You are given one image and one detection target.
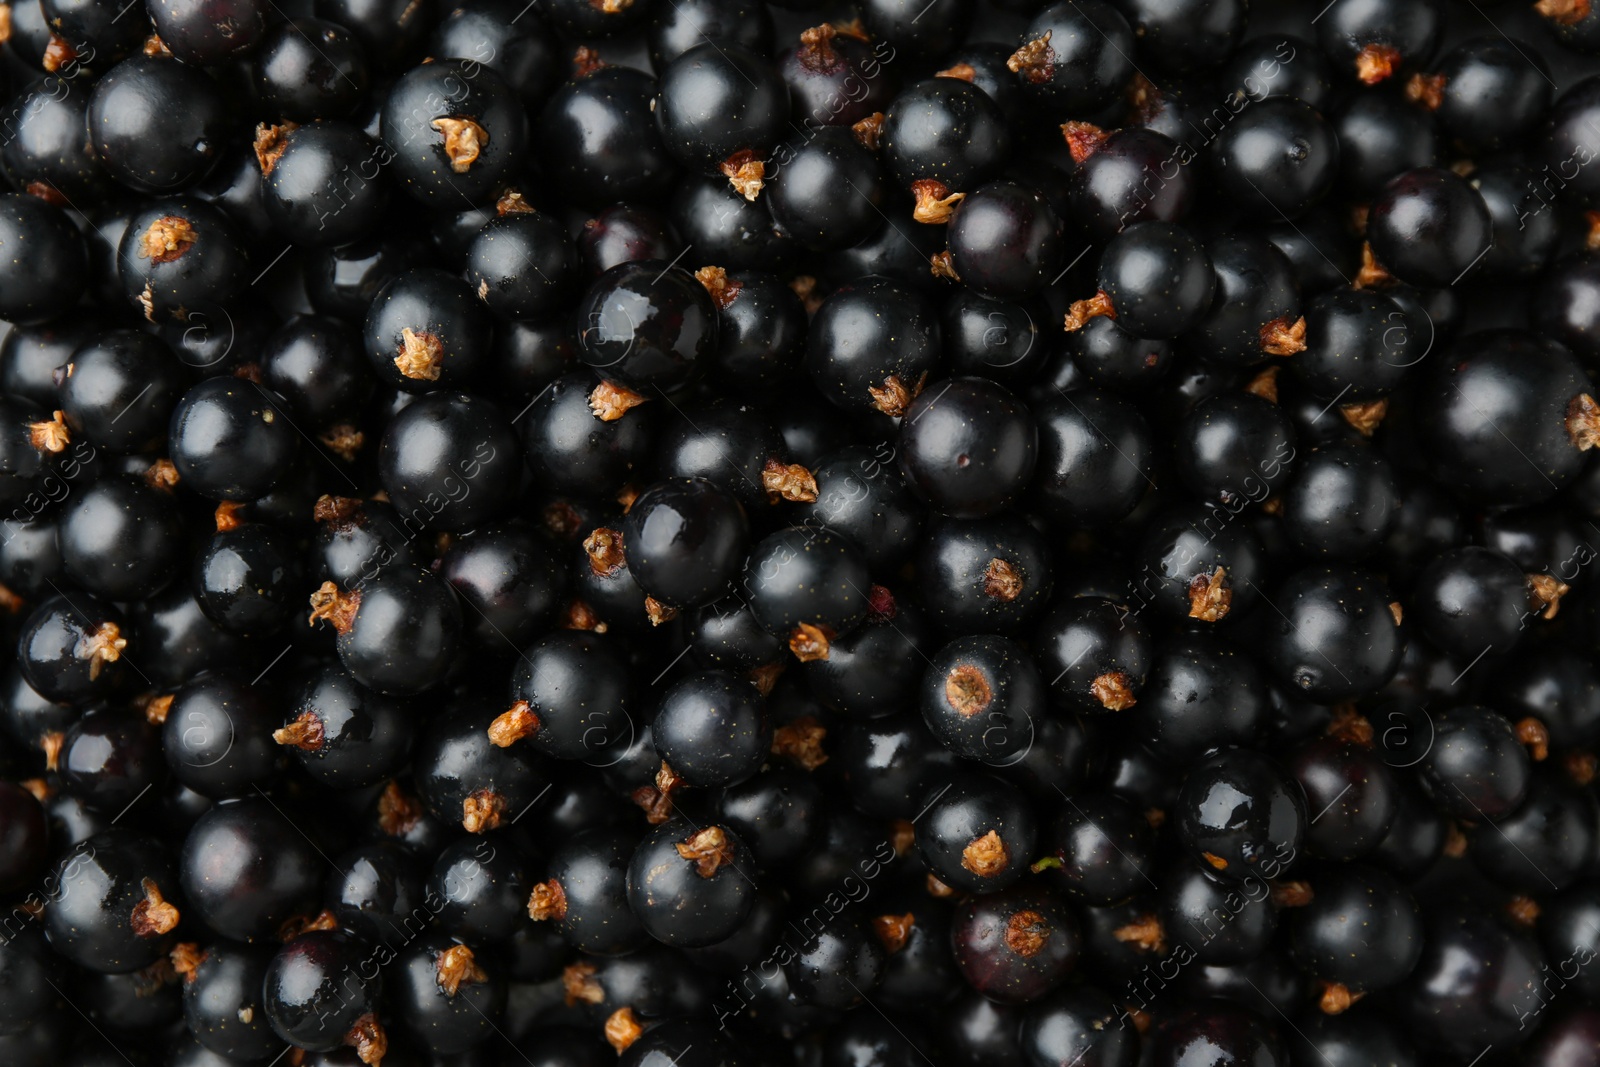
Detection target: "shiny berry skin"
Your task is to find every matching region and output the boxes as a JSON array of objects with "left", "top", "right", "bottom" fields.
[
  {"left": 916, "top": 771, "right": 1037, "bottom": 893},
  {"left": 1367, "top": 167, "right": 1492, "bottom": 288},
  {"left": 168, "top": 378, "right": 299, "bottom": 501},
  {"left": 1466, "top": 769, "right": 1595, "bottom": 892},
  {"left": 0, "top": 195, "right": 88, "bottom": 326},
  {"left": 1029, "top": 388, "right": 1156, "bottom": 527},
  {"left": 1033, "top": 595, "right": 1150, "bottom": 713},
  {"left": 1092, "top": 221, "right": 1215, "bottom": 339},
  {"left": 1208, "top": 98, "right": 1340, "bottom": 219},
  {"left": 0, "top": 782, "right": 49, "bottom": 893},
  {"left": 532, "top": 825, "right": 647, "bottom": 955},
  {"left": 1399, "top": 904, "right": 1543, "bottom": 1060},
  {"left": 945, "top": 180, "right": 1063, "bottom": 302},
  {"left": 577, "top": 262, "right": 719, "bottom": 395},
  {"left": 1153, "top": 1002, "right": 1284, "bottom": 1067},
  {"left": 1020, "top": 986, "right": 1138, "bottom": 1067},
  {"left": 58, "top": 475, "right": 184, "bottom": 601},
  {"left": 1159, "top": 855, "right": 1278, "bottom": 965},
  {"left": 504, "top": 631, "right": 634, "bottom": 763},
  {"left": 1135, "top": 636, "right": 1269, "bottom": 765},
  {"left": 627, "top": 819, "right": 754, "bottom": 947},
  {"left": 380, "top": 59, "right": 528, "bottom": 204},
  {"left": 767, "top": 127, "right": 885, "bottom": 253},
  {"left": 179, "top": 798, "right": 323, "bottom": 942},
  {"left": 179, "top": 942, "right": 279, "bottom": 1061},
  {"left": 87, "top": 56, "right": 229, "bottom": 195},
  {"left": 806, "top": 275, "right": 942, "bottom": 417},
  {"left": 58, "top": 329, "right": 190, "bottom": 455},
  {"left": 117, "top": 198, "right": 248, "bottom": 322},
  {"left": 742, "top": 526, "right": 871, "bottom": 649},
  {"left": 45, "top": 829, "right": 181, "bottom": 973},
  {"left": 785, "top": 916, "right": 886, "bottom": 1009},
  {"left": 539, "top": 68, "right": 676, "bottom": 207},
  {"left": 363, "top": 267, "right": 494, "bottom": 392},
  {"left": 378, "top": 390, "right": 523, "bottom": 531},
  {"left": 16, "top": 593, "right": 129, "bottom": 706},
  {"left": 1176, "top": 747, "right": 1306, "bottom": 882},
  {"left": 279, "top": 664, "right": 415, "bottom": 789},
  {"left": 776, "top": 23, "right": 892, "bottom": 129},
  {"left": 311, "top": 567, "right": 463, "bottom": 695},
  {"left": 1293, "top": 288, "right": 1416, "bottom": 402},
  {"left": 921, "top": 634, "right": 1044, "bottom": 766},
  {"left": 899, "top": 377, "right": 1037, "bottom": 518},
  {"left": 654, "top": 43, "right": 787, "bottom": 175},
  {"left": 1010, "top": 1, "right": 1135, "bottom": 113},
  {"left": 1261, "top": 566, "right": 1403, "bottom": 702},
  {"left": 0, "top": 75, "right": 111, "bottom": 206},
  {"left": 161, "top": 673, "right": 279, "bottom": 799},
  {"left": 1316, "top": 0, "right": 1442, "bottom": 85},
  {"left": 1399, "top": 703, "right": 1529, "bottom": 821},
  {"left": 622, "top": 478, "right": 747, "bottom": 610},
  {"left": 252, "top": 18, "right": 370, "bottom": 121},
  {"left": 881, "top": 77, "right": 1011, "bottom": 197},
  {"left": 260, "top": 121, "right": 389, "bottom": 248},
  {"left": 1415, "top": 330, "right": 1594, "bottom": 507},
  {"left": 264, "top": 929, "right": 386, "bottom": 1057}
]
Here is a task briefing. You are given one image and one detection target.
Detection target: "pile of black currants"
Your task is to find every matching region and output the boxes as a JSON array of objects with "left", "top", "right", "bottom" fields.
[{"left": 4, "top": 0, "right": 1600, "bottom": 1065}]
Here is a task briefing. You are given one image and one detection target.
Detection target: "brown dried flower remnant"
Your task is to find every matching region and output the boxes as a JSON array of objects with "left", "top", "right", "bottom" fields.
[
  {"left": 1536, "top": 0, "right": 1591, "bottom": 25},
  {"left": 1318, "top": 981, "right": 1364, "bottom": 1015},
  {"left": 42, "top": 32, "right": 78, "bottom": 72},
  {"left": 873, "top": 912, "right": 915, "bottom": 953},
  {"left": 461, "top": 788, "right": 506, "bottom": 833},
  {"left": 394, "top": 327, "right": 444, "bottom": 381},
  {"left": 1004, "top": 910, "right": 1052, "bottom": 957},
  {"left": 937, "top": 62, "right": 977, "bottom": 82},
  {"left": 644, "top": 597, "right": 677, "bottom": 626},
  {"left": 308, "top": 582, "right": 361, "bottom": 633},
  {"left": 144, "top": 458, "right": 181, "bottom": 491},
  {"left": 131, "top": 878, "right": 180, "bottom": 937},
  {"left": 378, "top": 781, "right": 422, "bottom": 837},
  {"left": 1270, "top": 881, "right": 1315, "bottom": 907},
  {"left": 590, "top": 379, "right": 649, "bottom": 421},
  {"left": 930, "top": 250, "right": 961, "bottom": 281},
  {"left": 1353, "top": 242, "right": 1393, "bottom": 289},
  {"left": 789, "top": 622, "right": 831, "bottom": 662},
  {"left": 1260, "top": 315, "right": 1308, "bottom": 356},
  {"left": 489, "top": 701, "right": 540, "bottom": 747},
  {"left": 1528, "top": 573, "right": 1571, "bottom": 620},
  {"left": 76, "top": 621, "right": 127, "bottom": 680},
  {"left": 278, "top": 909, "right": 339, "bottom": 941},
  {"left": 945, "top": 664, "right": 993, "bottom": 717},
  {"left": 868, "top": 371, "right": 927, "bottom": 418},
  {"left": 28, "top": 409, "right": 70, "bottom": 453},
  {"left": 139, "top": 216, "right": 197, "bottom": 264},
  {"left": 1061, "top": 121, "right": 1109, "bottom": 164},
  {"left": 720, "top": 150, "right": 766, "bottom": 201},
  {"left": 1327, "top": 704, "right": 1375, "bottom": 746},
  {"left": 1517, "top": 716, "right": 1550, "bottom": 762},
  {"left": 170, "top": 942, "right": 207, "bottom": 982},
  {"left": 1506, "top": 895, "right": 1541, "bottom": 928},
  {"left": 431, "top": 117, "right": 488, "bottom": 173},
  {"left": 1112, "top": 913, "right": 1167, "bottom": 953},
  {"left": 1007, "top": 30, "right": 1055, "bottom": 84},
  {"left": 1340, "top": 399, "right": 1390, "bottom": 437},
  {"left": 273, "top": 710, "right": 327, "bottom": 751},
  {"left": 1063, "top": 290, "right": 1117, "bottom": 332},
  {"left": 1568, "top": 394, "right": 1600, "bottom": 450},
  {"left": 851, "top": 112, "right": 885, "bottom": 151},
  {"left": 584, "top": 527, "right": 626, "bottom": 577},
  {"left": 1188, "top": 567, "right": 1232, "bottom": 622},
  {"left": 961, "top": 829, "right": 1009, "bottom": 877},
  {"left": 1091, "top": 671, "right": 1138, "bottom": 711},
  {"left": 771, "top": 716, "right": 828, "bottom": 770},
  {"left": 763, "top": 458, "right": 819, "bottom": 503},
  {"left": 563, "top": 961, "right": 605, "bottom": 1006},
  {"left": 1354, "top": 43, "right": 1401, "bottom": 85},
  {"left": 910, "top": 179, "right": 965, "bottom": 224},
  {"left": 605, "top": 1007, "right": 644, "bottom": 1053},
  {"left": 143, "top": 693, "right": 174, "bottom": 726},
  {"left": 571, "top": 44, "right": 605, "bottom": 76},
  {"left": 983, "top": 558, "right": 1023, "bottom": 601},
  {"left": 213, "top": 500, "right": 244, "bottom": 532},
  {"left": 436, "top": 944, "right": 487, "bottom": 997},
  {"left": 528, "top": 879, "right": 568, "bottom": 921},
  {"left": 496, "top": 189, "right": 535, "bottom": 215},
  {"left": 319, "top": 424, "right": 365, "bottom": 461},
  {"left": 676, "top": 826, "right": 737, "bottom": 877},
  {"left": 695, "top": 265, "right": 743, "bottom": 309},
  {"left": 348, "top": 1013, "right": 386, "bottom": 1066},
  {"left": 254, "top": 122, "right": 297, "bottom": 176},
  {"left": 1405, "top": 72, "right": 1446, "bottom": 110}
]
